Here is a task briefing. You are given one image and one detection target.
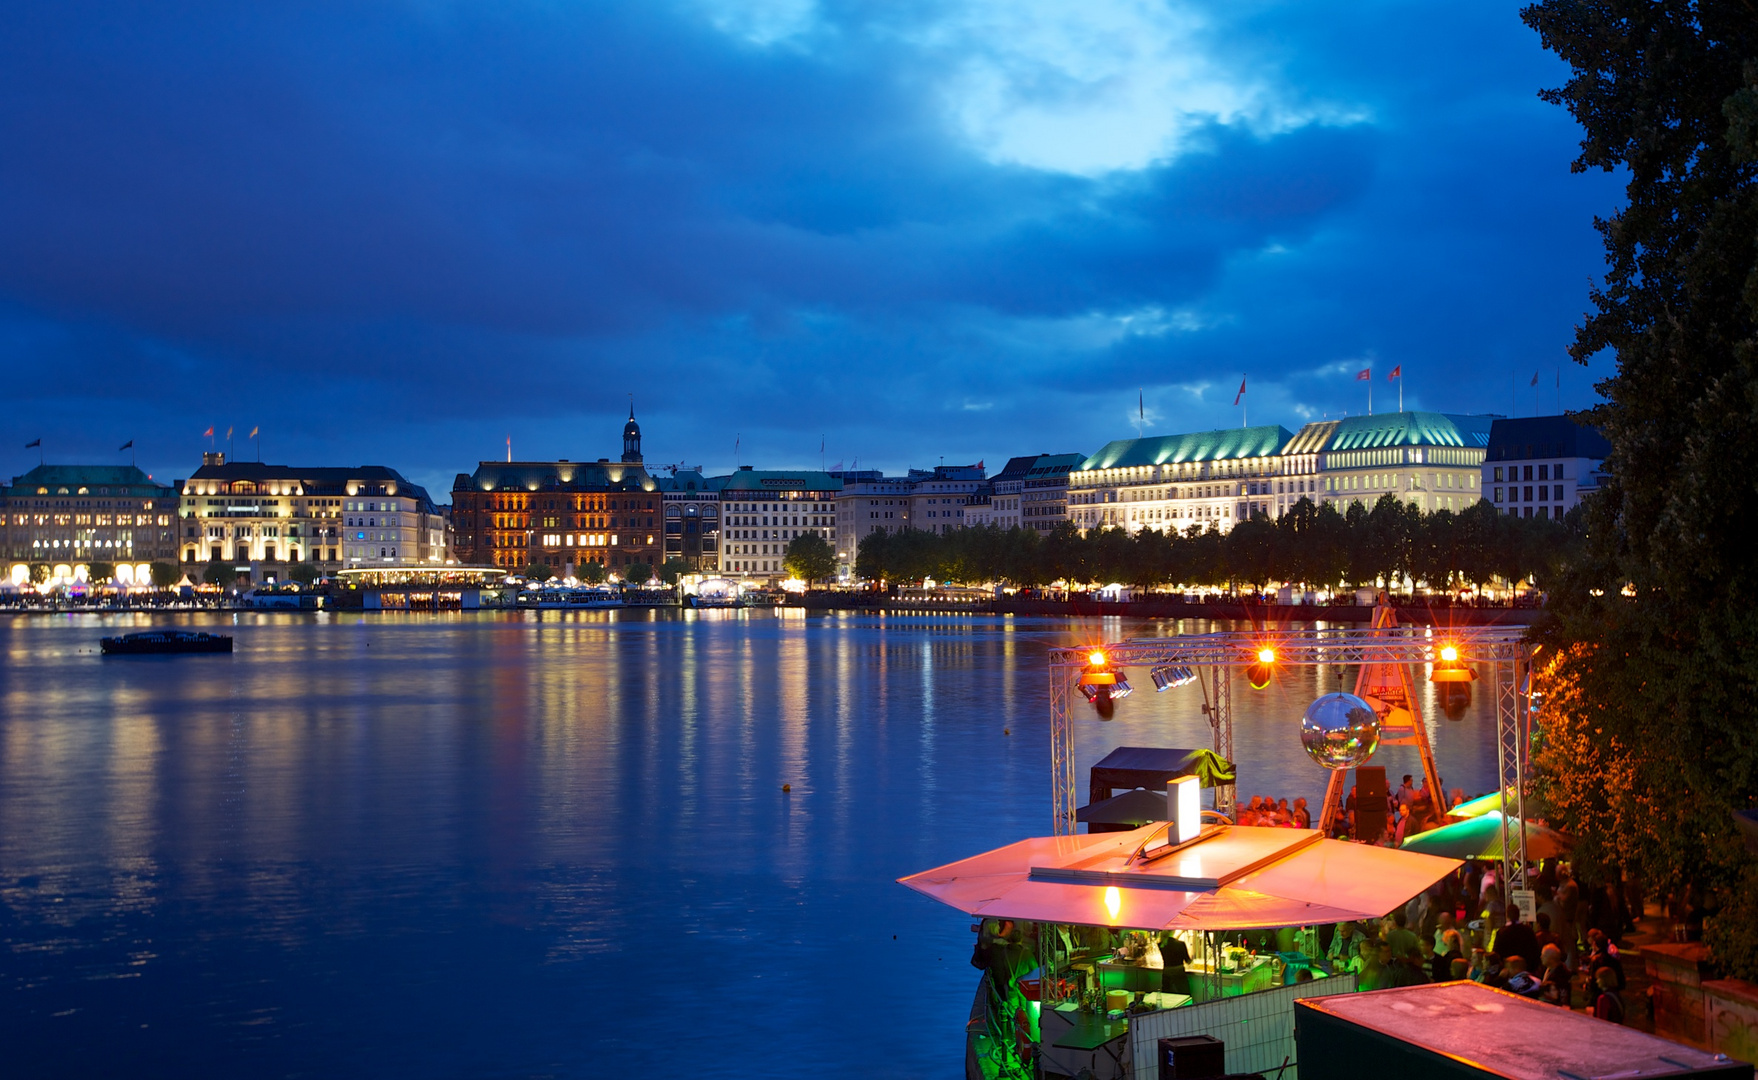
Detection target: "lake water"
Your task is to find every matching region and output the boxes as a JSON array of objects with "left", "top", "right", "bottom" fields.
[{"left": 0, "top": 610, "right": 1503, "bottom": 1077}]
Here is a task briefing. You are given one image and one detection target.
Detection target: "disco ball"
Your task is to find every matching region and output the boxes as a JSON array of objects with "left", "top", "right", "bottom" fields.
[{"left": 1299, "top": 692, "right": 1382, "bottom": 770}]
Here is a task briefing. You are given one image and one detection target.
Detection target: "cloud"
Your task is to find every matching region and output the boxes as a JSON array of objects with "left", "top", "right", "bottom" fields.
[{"left": 0, "top": 0, "right": 1624, "bottom": 491}]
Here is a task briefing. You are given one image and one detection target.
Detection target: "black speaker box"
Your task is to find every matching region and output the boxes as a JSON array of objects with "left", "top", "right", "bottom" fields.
[{"left": 1158, "top": 1034, "right": 1226, "bottom": 1079}]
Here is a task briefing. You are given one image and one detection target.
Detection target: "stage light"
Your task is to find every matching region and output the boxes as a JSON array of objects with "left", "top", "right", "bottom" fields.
[
  {"left": 1110, "top": 678, "right": 1133, "bottom": 699},
  {"left": 1151, "top": 665, "right": 1198, "bottom": 691},
  {"left": 1088, "top": 650, "right": 1107, "bottom": 667},
  {"left": 1440, "top": 644, "right": 1458, "bottom": 663},
  {"left": 1257, "top": 646, "right": 1276, "bottom": 664}
]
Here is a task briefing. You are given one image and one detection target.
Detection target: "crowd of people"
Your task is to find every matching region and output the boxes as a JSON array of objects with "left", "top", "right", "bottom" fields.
[
  {"left": 1283, "top": 859, "right": 1640, "bottom": 1021},
  {"left": 1234, "top": 794, "right": 1312, "bottom": 828}
]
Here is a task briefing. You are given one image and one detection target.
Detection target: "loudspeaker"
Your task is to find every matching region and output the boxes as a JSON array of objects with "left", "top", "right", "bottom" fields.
[
  {"left": 1158, "top": 1034, "right": 1225, "bottom": 1079},
  {"left": 1354, "top": 765, "right": 1388, "bottom": 842}
]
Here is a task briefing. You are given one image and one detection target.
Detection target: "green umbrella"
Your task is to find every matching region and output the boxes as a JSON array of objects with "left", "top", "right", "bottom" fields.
[
  {"left": 1399, "top": 810, "right": 1571, "bottom": 861},
  {"left": 1448, "top": 788, "right": 1513, "bottom": 819}
]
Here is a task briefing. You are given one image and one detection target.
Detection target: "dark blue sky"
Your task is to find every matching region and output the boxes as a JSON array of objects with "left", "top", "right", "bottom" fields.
[{"left": 0, "top": 0, "right": 1621, "bottom": 497}]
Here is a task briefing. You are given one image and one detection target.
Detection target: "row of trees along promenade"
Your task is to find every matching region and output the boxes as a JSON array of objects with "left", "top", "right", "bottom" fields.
[{"left": 844, "top": 494, "right": 1579, "bottom": 592}]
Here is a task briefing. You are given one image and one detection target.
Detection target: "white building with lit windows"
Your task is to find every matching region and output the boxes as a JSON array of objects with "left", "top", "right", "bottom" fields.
[
  {"left": 179, "top": 454, "right": 447, "bottom": 581},
  {"left": 717, "top": 467, "right": 840, "bottom": 580},
  {"left": 1482, "top": 415, "right": 1610, "bottom": 519},
  {"left": 1068, "top": 426, "right": 1295, "bottom": 535},
  {"left": 1304, "top": 412, "right": 1496, "bottom": 515}
]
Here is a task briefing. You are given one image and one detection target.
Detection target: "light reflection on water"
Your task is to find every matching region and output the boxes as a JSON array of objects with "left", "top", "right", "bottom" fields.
[{"left": 0, "top": 610, "right": 1504, "bottom": 1077}]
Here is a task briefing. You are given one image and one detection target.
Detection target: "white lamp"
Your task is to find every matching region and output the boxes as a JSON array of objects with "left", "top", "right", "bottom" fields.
[{"left": 1169, "top": 775, "right": 1200, "bottom": 845}]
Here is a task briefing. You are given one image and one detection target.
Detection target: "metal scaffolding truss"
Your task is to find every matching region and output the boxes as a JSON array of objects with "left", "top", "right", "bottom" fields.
[{"left": 1047, "top": 620, "right": 1537, "bottom": 891}]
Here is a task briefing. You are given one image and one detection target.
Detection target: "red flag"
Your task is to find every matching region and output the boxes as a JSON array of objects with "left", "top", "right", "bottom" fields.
[
  {"left": 1356, "top": 368, "right": 1371, "bottom": 381},
  {"left": 1388, "top": 365, "right": 1401, "bottom": 380},
  {"left": 203, "top": 426, "right": 214, "bottom": 437},
  {"left": 1233, "top": 377, "right": 1246, "bottom": 406}
]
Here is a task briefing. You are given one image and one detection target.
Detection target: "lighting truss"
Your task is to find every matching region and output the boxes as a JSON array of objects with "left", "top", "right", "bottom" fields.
[{"left": 1047, "top": 622, "right": 1536, "bottom": 897}]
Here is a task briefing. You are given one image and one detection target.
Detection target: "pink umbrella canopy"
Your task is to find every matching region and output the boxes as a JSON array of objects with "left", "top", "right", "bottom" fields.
[{"left": 900, "top": 824, "right": 1461, "bottom": 931}]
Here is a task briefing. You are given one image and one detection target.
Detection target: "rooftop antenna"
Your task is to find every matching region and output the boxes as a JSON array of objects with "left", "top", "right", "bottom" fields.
[{"left": 506, "top": 435, "right": 512, "bottom": 463}]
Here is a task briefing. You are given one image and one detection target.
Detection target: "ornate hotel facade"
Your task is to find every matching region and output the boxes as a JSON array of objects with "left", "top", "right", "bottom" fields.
[{"left": 1067, "top": 412, "right": 1495, "bottom": 535}]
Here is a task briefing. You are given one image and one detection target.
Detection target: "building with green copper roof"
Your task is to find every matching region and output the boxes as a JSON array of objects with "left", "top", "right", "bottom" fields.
[
  {"left": 1, "top": 463, "right": 178, "bottom": 572},
  {"left": 1077, "top": 425, "right": 1295, "bottom": 472}
]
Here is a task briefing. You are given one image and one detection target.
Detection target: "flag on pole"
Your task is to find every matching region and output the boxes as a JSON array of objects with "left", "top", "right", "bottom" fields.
[
  {"left": 1530, "top": 371, "right": 1539, "bottom": 387},
  {"left": 831, "top": 460, "right": 843, "bottom": 471},
  {"left": 24, "top": 438, "right": 40, "bottom": 448},
  {"left": 249, "top": 426, "right": 259, "bottom": 439},
  {"left": 226, "top": 426, "right": 234, "bottom": 440},
  {"left": 204, "top": 426, "right": 214, "bottom": 437},
  {"left": 119, "top": 440, "right": 133, "bottom": 451},
  {"left": 1356, "top": 368, "right": 1371, "bottom": 381},
  {"left": 1233, "top": 377, "right": 1246, "bottom": 406},
  {"left": 1388, "top": 365, "right": 1401, "bottom": 380}
]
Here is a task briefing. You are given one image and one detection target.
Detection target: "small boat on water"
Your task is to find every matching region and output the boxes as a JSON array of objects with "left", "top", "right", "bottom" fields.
[{"left": 100, "top": 630, "right": 233, "bottom": 655}]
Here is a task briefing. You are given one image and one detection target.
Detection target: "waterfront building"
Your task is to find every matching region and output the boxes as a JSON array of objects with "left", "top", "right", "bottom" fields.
[
  {"left": 1067, "top": 426, "right": 1294, "bottom": 535},
  {"left": 1301, "top": 412, "right": 1496, "bottom": 515},
  {"left": 717, "top": 467, "right": 841, "bottom": 579},
  {"left": 1, "top": 464, "right": 178, "bottom": 580},
  {"left": 450, "top": 409, "right": 664, "bottom": 576},
  {"left": 1020, "top": 453, "right": 1085, "bottom": 532},
  {"left": 978, "top": 455, "right": 1040, "bottom": 531},
  {"left": 907, "top": 463, "right": 987, "bottom": 535},
  {"left": 1068, "top": 412, "right": 1497, "bottom": 536},
  {"left": 1482, "top": 415, "right": 1610, "bottom": 518},
  {"left": 833, "top": 470, "right": 912, "bottom": 570},
  {"left": 657, "top": 469, "right": 722, "bottom": 572},
  {"left": 178, "top": 454, "right": 445, "bottom": 579}
]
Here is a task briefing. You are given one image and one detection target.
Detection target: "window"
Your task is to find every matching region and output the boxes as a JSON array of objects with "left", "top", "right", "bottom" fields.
[
  {"left": 1538, "top": 464, "right": 1549, "bottom": 480},
  {"left": 1523, "top": 465, "right": 1534, "bottom": 481},
  {"left": 1493, "top": 487, "right": 1503, "bottom": 503}
]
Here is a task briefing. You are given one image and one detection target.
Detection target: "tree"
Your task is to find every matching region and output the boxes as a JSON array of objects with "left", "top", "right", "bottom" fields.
[
  {"left": 202, "top": 559, "right": 237, "bottom": 588},
  {"left": 578, "top": 560, "right": 607, "bottom": 585},
  {"left": 288, "top": 563, "right": 319, "bottom": 585},
  {"left": 149, "top": 562, "right": 180, "bottom": 588},
  {"left": 524, "top": 561, "right": 553, "bottom": 582},
  {"left": 1522, "top": 0, "right": 1758, "bottom": 976},
  {"left": 87, "top": 561, "right": 114, "bottom": 584},
  {"left": 659, "top": 558, "right": 689, "bottom": 586},
  {"left": 783, "top": 532, "right": 836, "bottom": 585},
  {"left": 625, "top": 561, "right": 654, "bottom": 585},
  {"left": 854, "top": 530, "right": 891, "bottom": 585},
  {"left": 29, "top": 564, "right": 49, "bottom": 585}
]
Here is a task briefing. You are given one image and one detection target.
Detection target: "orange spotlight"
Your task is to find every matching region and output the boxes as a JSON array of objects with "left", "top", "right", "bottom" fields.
[
  {"left": 1257, "top": 646, "right": 1276, "bottom": 664},
  {"left": 1440, "top": 644, "right": 1459, "bottom": 663},
  {"left": 1088, "top": 649, "right": 1108, "bottom": 667}
]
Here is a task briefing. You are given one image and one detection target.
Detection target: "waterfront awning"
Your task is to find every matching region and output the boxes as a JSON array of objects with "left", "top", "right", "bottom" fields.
[
  {"left": 900, "top": 824, "right": 1461, "bottom": 931},
  {"left": 1398, "top": 811, "right": 1570, "bottom": 861},
  {"left": 1447, "top": 788, "right": 1512, "bottom": 819}
]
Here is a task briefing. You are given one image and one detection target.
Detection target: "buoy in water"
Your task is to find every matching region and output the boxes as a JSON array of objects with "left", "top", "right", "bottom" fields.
[
  {"left": 782, "top": 783, "right": 791, "bottom": 792},
  {"left": 1003, "top": 728, "right": 1010, "bottom": 735}
]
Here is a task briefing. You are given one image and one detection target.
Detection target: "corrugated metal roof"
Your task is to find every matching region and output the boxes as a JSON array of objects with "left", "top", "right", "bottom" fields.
[
  {"left": 1076, "top": 426, "right": 1293, "bottom": 472},
  {"left": 1321, "top": 412, "right": 1496, "bottom": 451}
]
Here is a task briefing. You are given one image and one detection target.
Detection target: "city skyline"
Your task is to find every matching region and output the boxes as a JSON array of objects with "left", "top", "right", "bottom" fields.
[{"left": 1, "top": 2, "right": 1620, "bottom": 496}]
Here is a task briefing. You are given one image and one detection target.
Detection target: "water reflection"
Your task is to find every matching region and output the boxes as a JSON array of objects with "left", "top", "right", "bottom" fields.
[{"left": 0, "top": 611, "right": 1502, "bottom": 1077}]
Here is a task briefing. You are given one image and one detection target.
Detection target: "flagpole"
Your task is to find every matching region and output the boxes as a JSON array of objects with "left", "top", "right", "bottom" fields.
[{"left": 1398, "top": 371, "right": 1403, "bottom": 412}]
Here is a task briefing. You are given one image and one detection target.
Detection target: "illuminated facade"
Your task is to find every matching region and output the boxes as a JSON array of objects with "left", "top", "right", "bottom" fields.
[
  {"left": 179, "top": 454, "right": 446, "bottom": 577},
  {"left": 717, "top": 467, "right": 840, "bottom": 579},
  {"left": 1067, "top": 412, "right": 1497, "bottom": 536},
  {"left": 908, "top": 463, "right": 987, "bottom": 536},
  {"left": 1, "top": 464, "right": 177, "bottom": 577},
  {"left": 1068, "top": 426, "right": 1295, "bottom": 535}
]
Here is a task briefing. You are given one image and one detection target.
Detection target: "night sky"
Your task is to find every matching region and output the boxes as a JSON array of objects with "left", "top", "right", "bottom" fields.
[{"left": 0, "top": 1, "right": 1622, "bottom": 497}]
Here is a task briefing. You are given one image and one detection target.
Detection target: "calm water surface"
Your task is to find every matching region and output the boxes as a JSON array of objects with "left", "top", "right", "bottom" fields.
[{"left": 0, "top": 611, "right": 1504, "bottom": 1077}]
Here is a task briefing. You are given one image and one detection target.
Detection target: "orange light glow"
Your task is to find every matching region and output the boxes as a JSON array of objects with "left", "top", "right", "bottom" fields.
[
  {"left": 1104, "top": 885, "right": 1121, "bottom": 922},
  {"left": 1440, "top": 645, "right": 1459, "bottom": 663},
  {"left": 1256, "top": 647, "right": 1276, "bottom": 664},
  {"left": 1088, "top": 650, "right": 1107, "bottom": 667}
]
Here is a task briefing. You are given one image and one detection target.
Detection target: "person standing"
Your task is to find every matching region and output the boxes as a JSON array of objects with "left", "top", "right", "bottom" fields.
[
  {"left": 1592, "top": 966, "right": 1626, "bottom": 1024},
  {"left": 1493, "top": 906, "right": 1542, "bottom": 973},
  {"left": 1539, "top": 944, "right": 1571, "bottom": 1007}
]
